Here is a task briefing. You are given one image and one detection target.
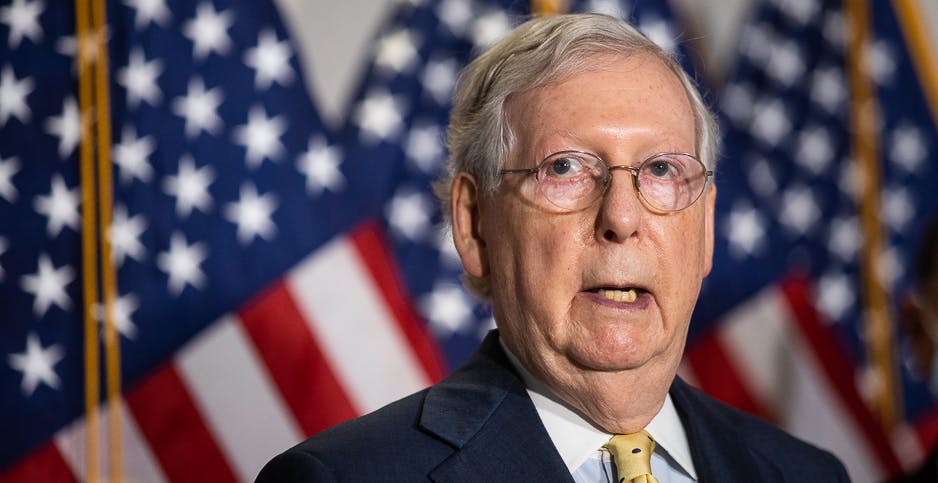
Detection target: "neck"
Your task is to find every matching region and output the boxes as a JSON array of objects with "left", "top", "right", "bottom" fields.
[{"left": 504, "top": 339, "right": 680, "bottom": 434}]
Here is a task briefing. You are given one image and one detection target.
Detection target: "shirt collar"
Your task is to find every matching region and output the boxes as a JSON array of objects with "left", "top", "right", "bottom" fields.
[{"left": 500, "top": 340, "right": 697, "bottom": 479}]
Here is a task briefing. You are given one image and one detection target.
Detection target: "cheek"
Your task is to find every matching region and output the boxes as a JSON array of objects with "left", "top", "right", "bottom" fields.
[
  {"left": 488, "top": 217, "right": 589, "bottom": 315},
  {"left": 669, "top": 211, "right": 708, "bottom": 269},
  {"left": 655, "top": 214, "right": 709, "bottom": 306}
]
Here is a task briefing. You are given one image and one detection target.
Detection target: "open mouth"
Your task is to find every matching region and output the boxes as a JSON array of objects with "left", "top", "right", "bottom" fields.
[{"left": 590, "top": 287, "right": 648, "bottom": 303}]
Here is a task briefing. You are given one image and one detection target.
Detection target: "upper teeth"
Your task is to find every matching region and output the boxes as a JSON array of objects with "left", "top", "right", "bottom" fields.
[{"left": 598, "top": 288, "right": 638, "bottom": 303}]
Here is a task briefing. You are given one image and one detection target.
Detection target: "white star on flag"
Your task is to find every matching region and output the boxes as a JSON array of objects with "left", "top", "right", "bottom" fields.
[
  {"left": 0, "top": 65, "right": 34, "bottom": 126},
  {"left": 828, "top": 216, "right": 860, "bottom": 262},
  {"left": 375, "top": 29, "right": 420, "bottom": 75},
  {"left": 405, "top": 124, "right": 444, "bottom": 173},
  {"left": 244, "top": 28, "right": 293, "bottom": 90},
  {"left": 0, "top": 155, "right": 20, "bottom": 202},
  {"left": 437, "top": 0, "right": 472, "bottom": 36},
  {"left": 822, "top": 10, "right": 846, "bottom": 47},
  {"left": 354, "top": 90, "right": 406, "bottom": 143},
  {"left": 94, "top": 293, "right": 140, "bottom": 339},
  {"left": 386, "top": 188, "right": 433, "bottom": 241},
  {"left": 783, "top": 0, "right": 819, "bottom": 25},
  {"left": 779, "top": 184, "right": 820, "bottom": 236},
  {"left": 751, "top": 98, "right": 792, "bottom": 146},
  {"left": 815, "top": 272, "right": 855, "bottom": 323},
  {"left": 223, "top": 183, "right": 278, "bottom": 244},
  {"left": 721, "top": 83, "right": 755, "bottom": 126},
  {"left": 0, "top": 0, "right": 44, "bottom": 49},
  {"left": 123, "top": 0, "right": 171, "bottom": 30},
  {"left": 889, "top": 123, "right": 926, "bottom": 173},
  {"left": 117, "top": 47, "right": 164, "bottom": 108},
  {"left": 20, "top": 254, "right": 74, "bottom": 317},
  {"left": 748, "top": 158, "right": 779, "bottom": 197},
  {"left": 883, "top": 186, "right": 914, "bottom": 232},
  {"left": 109, "top": 204, "right": 147, "bottom": 266},
  {"left": 156, "top": 232, "right": 208, "bottom": 295},
  {"left": 470, "top": 10, "right": 511, "bottom": 49},
  {"left": 420, "top": 283, "right": 475, "bottom": 335},
  {"left": 173, "top": 77, "right": 225, "bottom": 138},
  {"left": 794, "top": 125, "right": 834, "bottom": 175},
  {"left": 765, "top": 40, "right": 804, "bottom": 87},
  {"left": 233, "top": 105, "right": 286, "bottom": 168},
  {"left": 421, "top": 58, "right": 458, "bottom": 105},
  {"left": 725, "top": 202, "right": 767, "bottom": 258},
  {"left": 297, "top": 137, "right": 345, "bottom": 195},
  {"left": 7, "top": 333, "right": 64, "bottom": 396},
  {"left": 866, "top": 40, "right": 897, "bottom": 86},
  {"left": 810, "top": 66, "right": 845, "bottom": 113},
  {"left": 113, "top": 125, "right": 156, "bottom": 184},
  {"left": 163, "top": 155, "right": 215, "bottom": 217},
  {"left": 740, "top": 24, "right": 773, "bottom": 64},
  {"left": 44, "top": 96, "right": 82, "bottom": 159},
  {"left": 33, "top": 175, "right": 79, "bottom": 237},
  {"left": 184, "top": 2, "right": 235, "bottom": 60}
]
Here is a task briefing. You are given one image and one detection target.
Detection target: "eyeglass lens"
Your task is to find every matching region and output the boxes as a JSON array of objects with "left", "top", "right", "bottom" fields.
[{"left": 535, "top": 151, "right": 707, "bottom": 212}]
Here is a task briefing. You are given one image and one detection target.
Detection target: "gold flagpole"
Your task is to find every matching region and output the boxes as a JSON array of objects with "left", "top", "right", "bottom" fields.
[
  {"left": 89, "top": 0, "right": 123, "bottom": 479},
  {"left": 846, "top": 0, "right": 899, "bottom": 430},
  {"left": 75, "top": 0, "right": 101, "bottom": 479}
]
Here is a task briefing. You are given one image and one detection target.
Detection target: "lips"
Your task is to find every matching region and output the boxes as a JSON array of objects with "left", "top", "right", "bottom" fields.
[
  {"left": 584, "top": 283, "right": 651, "bottom": 304},
  {"left": 596, "top": 287, "right": 641, "bottom": 303}
]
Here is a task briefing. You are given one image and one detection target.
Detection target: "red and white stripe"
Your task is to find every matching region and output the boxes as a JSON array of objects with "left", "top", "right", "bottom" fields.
[{"left": 0, "top": 222, "right": 444, "bottom": 482}]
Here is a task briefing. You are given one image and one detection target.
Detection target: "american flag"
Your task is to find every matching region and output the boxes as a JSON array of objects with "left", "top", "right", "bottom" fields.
[
  {"left": 680, "top": 0, "right": 938, "bottom": 481},
  {"left": 0, "top": 0, "right": 686, "bottom": 481},
  {"left": 0, "top": 0, "right": 394, "bottom": 480},
  {"left": 1, "top": 0, "right": 936, "bottom": 482}
]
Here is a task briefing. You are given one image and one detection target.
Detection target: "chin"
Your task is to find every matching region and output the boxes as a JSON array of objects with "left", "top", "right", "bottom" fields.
[{"left": 566, "top": 331, "right": 659, "bottom": 372}]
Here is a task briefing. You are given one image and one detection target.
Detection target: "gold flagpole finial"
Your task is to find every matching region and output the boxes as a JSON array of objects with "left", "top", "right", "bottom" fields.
[{"left": 531, "top": 0, "right": 569, "bottom": 16}]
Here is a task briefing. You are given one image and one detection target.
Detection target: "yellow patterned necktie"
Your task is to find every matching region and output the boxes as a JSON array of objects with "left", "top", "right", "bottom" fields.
[{"left": 603, "top": 431, "right": 659, "bottom": 483}]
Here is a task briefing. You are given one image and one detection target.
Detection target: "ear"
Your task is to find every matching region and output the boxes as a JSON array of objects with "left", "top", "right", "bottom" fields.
[
  {"left": 451, "top": 172, "right": 489, "bottom": 278},
  {"left": 702, "top": 184, "right": 716, "bottom": 277}
]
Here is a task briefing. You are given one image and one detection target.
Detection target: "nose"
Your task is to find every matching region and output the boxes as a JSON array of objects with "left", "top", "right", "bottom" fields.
[{"left": 596, "top": 169, "right": 643, "bottom": 243}]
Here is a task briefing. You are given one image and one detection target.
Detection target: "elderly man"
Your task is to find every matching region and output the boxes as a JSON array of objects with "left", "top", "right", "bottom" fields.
[{"left": 258, "top": 13, "right": 848, "bottom": 482}]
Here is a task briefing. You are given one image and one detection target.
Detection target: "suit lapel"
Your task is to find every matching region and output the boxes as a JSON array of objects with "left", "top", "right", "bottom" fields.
[
  {"left": 420, "top": 332, "right": 573, "bottom": 482},
  {"left": 670, "top": 377, "right": 777, "bottom": 482},
  {"left": 422, "top": 335, "right": 787, "bottom": 482}
]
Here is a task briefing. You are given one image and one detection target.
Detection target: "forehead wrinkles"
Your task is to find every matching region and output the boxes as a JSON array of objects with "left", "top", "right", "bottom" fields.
[
  {"left": 501, "top": 53, "right": 629, "bottom": 161},
  {"left": 504, "top": 54, "right": 695, "bottom": 163}
]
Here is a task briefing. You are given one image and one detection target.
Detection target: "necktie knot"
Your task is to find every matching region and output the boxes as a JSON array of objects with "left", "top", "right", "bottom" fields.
[{"left": 603, "top": 431, "right": 658, "bottom": 483}]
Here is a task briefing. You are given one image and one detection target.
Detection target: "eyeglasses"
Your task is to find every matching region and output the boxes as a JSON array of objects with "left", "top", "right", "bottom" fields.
[{"left": 499, "top": 150, "right": 713, "bottom": 213}]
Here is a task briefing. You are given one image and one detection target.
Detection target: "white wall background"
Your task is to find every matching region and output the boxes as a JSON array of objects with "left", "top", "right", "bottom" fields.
[{"left": 273, "top": 0, "right": 938, "bottom": 128}]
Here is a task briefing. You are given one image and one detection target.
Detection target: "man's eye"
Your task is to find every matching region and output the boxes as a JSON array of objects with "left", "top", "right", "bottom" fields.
[
  {"left": 546, "top": 157, "right": 582, "bottom": 178},
  {"left": 646, "top": 160, "right": 679, "bottom": 179}
]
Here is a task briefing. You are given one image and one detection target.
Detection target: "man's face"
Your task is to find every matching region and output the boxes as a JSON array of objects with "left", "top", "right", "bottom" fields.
[{"left": 456, "top": 53, "right": 715, "bottom": 392}]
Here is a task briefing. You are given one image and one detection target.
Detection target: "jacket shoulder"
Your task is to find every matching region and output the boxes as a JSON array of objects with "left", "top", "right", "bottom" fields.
[
  {"left": 674, "top": 380, "right": 849, "bottom": 480},
  {"left": 256, "top": 388, "right": 453, "bottom": 482}
]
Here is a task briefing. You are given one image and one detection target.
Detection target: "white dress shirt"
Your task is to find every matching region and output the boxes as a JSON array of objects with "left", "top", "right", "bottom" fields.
[{"left": 501, "top": 343, "right": 697, "bottom": 482}]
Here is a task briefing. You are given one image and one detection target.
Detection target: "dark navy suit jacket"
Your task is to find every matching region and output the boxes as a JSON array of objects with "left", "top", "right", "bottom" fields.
[{"left": 257, "top": 331, "right": 849, "bottom": 482}]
